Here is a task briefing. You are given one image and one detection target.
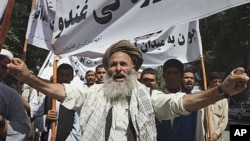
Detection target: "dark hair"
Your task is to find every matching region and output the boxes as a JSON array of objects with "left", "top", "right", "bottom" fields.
[
  {"left": 57, "top": 63, "right": 74, "bottom": 76},
  {"left": 208, "top": 71, "right": 225, "bottom": 81},
  {"left": 163, "top": 59, "right": 184, "bottom": 74},
  {"left": 141, "top": 68, "right": 158, "bottom": 81},
  {"left": 95, "top": 64, "right": 105, "bottom": 72}
]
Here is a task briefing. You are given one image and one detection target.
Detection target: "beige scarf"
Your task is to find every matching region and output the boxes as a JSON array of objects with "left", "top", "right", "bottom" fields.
[{"left": 81, "top": 83, "right": 156, "bottom": 141}]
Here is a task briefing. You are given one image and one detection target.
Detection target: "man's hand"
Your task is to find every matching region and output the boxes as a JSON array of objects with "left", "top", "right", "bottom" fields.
[
  {"left": 221, "top": 67, "right": 249, "bottom": 96},
  {"left": 7, "top": 58, "right": 31, "bottom": 82},
  {"left": 46, "top": 110, "right": 58, "bottom": 121}
]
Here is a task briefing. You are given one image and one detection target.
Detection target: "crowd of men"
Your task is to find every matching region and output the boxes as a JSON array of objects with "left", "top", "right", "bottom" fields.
[{"left": 0, "top": 40, "right": 249, "bottom": 141}]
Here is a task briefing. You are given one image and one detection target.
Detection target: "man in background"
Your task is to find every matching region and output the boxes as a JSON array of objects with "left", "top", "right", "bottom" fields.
[
  {"left": 140, "top": 67, "right": 158, "bottom": 95},
  {"left": 95, "top": 64, "right": 106, "bottom": 84},
  {"left": 182, "top": 69, "right": 195, "bottom": 94},
  {"left": 34, "top": 63, "right": 81, "bottom": 141},
  {"left": 84, "top": 70, "right": 96, "bottom": 87},
  {"left": 157, "top": 60, "right": 203, "bottom": 141},
  {"left": 0, "top": 49, "right": 29, "bottom": 140},
  {"left": 206, "top": 71, "right": 228, "bottom": 141}
]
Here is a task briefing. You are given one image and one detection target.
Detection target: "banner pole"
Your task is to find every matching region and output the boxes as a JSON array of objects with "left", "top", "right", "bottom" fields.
[
  {"left": 0, "top": 0, "right": 16, "bottom": 51},
  {"left": 200, "top": 56, "right": 212, "bottom": 141},
  {"left": 51, "top": 55, "right": 59, "bottom": 141}
]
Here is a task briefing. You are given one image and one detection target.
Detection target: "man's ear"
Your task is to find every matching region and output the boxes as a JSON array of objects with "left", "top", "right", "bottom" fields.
[{"left": 133, "top": 65, "right": 136, "bottom": 70}]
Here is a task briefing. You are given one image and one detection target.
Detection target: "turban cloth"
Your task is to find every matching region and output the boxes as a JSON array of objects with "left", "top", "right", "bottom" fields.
[{"left": 102, "top": 40, "right": 143, "bottom": 71}]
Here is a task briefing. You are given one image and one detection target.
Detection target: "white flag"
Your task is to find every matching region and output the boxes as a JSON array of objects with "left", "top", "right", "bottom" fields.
[
  {"left": 38, "top": 51, "right": 102, "bottom": 85},
  {"left": 0, "top": 0, "right": 8, "bottom": 19},
  {"left": 50, "top": 0, "right": 249, "bottom": 57},
  {"left": 25, "top": 0, "right": 56, "bottom": 51}
]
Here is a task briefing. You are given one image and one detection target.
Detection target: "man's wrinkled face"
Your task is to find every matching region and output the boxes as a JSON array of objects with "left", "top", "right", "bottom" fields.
[
  {"left": 0, "top": 57, "right": 10, "bottom": 79},
  {"left": 107, "top": 51, "right": 135, "bottom": 82}
]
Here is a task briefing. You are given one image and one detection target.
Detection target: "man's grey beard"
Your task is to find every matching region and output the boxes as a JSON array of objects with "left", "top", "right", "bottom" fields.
[{"left": 103, "top": 70, "right": 137, "bottom": 100}]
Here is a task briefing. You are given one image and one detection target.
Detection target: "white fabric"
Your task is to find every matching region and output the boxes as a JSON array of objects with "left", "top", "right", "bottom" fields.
[
  {"left": 50, "top": 0, "right": 250, "bottom": 57},
  {"left": 62, "top": 82, "right": 189, "bottom": 141},
  {"left": 21, "top": 84, "right": 39, "bottom": 118},
  {"left": 0, "top": 49, "right": 13, "bottom": 61},
  {"left": 26, "top": 1, "right": 250, "bottom": 65},
  {"left": 109, "top": 99, "right": 129, "bottom": 141},
  {"left": 0, "top": 0, "right": 8, "bottom": 19}
]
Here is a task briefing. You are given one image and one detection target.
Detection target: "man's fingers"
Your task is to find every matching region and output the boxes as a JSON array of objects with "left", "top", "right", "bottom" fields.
[{"left": 231, "top": 67, "right": 245, "bottom": 75}]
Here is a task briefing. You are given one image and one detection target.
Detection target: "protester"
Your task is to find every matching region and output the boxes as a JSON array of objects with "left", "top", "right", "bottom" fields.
[
  {"left": 20, "top": 79, "right": 40, "bottom": 141},
  {"left": 181, "top": 69, "right": 195, "bottom": 94},
  {"left": 7, "top": 40, "right": 249, "bottom": 141},
  {"left": 95, "top": 64, "right": 106, "bottom": 84},
  {"left": 205, "top": 71, "right": 229, "bottom": 141},
  {"left": 0, "top": 49, "right": 30, "bottom": 140},
  {"left": 156, "top": 59, "right": 188, "bottom": 140},
  {"left": 140, "top": 67, "right": 158, "bottom": 90},
  {"left": 84, "top": 70, "right": 96, "bottom": 87},
  {"left": 33, "top": 63, "right": 81, "bottom": 141}
]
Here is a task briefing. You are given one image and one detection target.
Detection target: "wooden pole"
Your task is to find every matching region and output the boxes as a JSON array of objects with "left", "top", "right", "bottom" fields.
[
  {"left": 0, "top": 0, "right": 16, "bottom": 51},
  {"left": 22, "top": 0, "right": 37, "bottom": 62},
  {"left": 200, "top": 56, "right": 212, "bottom": 141},
  {"left": 51, "top": 55, "right": 59, "bottom": 141}
]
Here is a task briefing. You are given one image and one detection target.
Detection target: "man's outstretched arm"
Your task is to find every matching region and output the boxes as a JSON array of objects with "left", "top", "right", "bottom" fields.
[
  {"left": 183, "top": 67, "right": 249, "bottom": 112},
  {"left": 7, "top": 58, "right": 66, "bottom": 101}
]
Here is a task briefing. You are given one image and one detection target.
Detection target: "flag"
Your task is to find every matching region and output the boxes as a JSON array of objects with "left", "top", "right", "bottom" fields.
[
  {"left": 0, "top": 0, "right": 8, "bottom": 19},
  {"left": 26, "top": 0, "right": 249, "bottom": 65},
  {"left": 50, "top": 0, "right": 249, "bottom": 57},
  {"left": 38, "top": 51, "right": 102, "bottom": 85},
  {"left": 25, "top": 0, "right": 56, "bottom": 51}
]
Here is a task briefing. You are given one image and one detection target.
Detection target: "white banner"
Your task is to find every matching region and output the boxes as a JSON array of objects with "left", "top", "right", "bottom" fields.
[
  {"left": 26, "top": 0, "right": 202, "bottom": 65},
  {"left": 25, "top": 0, "right": 55, "bottom": 51},
  {"left": 130, "top": 20, "right": 202, "bottom": 65},
  {"left": 38, "top": 19, "right": 202, "bottom": 82},
  {"left": 0, "top": 0, "right": 8, "bottom": 19},
  {"left": 50, "top": 0, "right": 250, "bottom": 57},
  {"left": 38, "top": 51, "right": 102, "bottom": 85}
]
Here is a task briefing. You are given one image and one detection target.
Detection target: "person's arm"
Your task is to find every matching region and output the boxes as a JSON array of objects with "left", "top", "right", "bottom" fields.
[
  {"left": 183, "top": 67, "right": 249, "bottom": 112},
  {"left": 7, "top": 58, "right": 66, "bottom": 101}
]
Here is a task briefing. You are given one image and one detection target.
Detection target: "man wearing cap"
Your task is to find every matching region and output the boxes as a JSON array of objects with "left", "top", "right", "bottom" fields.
[
  {"left": 0, "top": 49, "right": 30, "bottom": 140},
  {"left": 7, "top": 40, "right": 249, "bottom": 141},
  {"left": 0, "top": 49, "right": 13, "bottom": 79},
  {"left": 156, "top": 59, "right": 203, "bottom": 141}
]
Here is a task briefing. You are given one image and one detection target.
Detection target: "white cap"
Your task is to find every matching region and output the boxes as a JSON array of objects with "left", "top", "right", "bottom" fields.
[{"left": 0, "top": 49, "right": 13, "bottom": 61}]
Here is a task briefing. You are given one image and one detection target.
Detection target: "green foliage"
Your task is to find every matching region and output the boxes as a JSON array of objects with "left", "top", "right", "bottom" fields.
[
  {"left": 198, "top": 3, "right": 250, "bottom": 102},
  {"left": 1, "top": 0, "right": 49, "bottom": 85}
]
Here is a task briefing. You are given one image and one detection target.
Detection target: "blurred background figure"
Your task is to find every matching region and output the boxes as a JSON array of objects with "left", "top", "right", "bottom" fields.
[
  {"left": 140, "top": 68, "right": 158, "bottom": 94},
  {"left": 95, "top": 64, "right": 106, "bottom": 84}
]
